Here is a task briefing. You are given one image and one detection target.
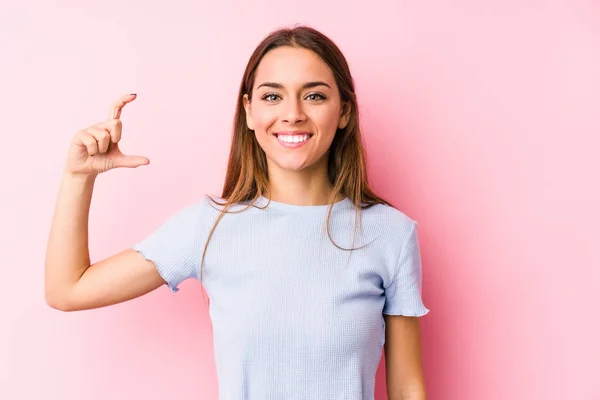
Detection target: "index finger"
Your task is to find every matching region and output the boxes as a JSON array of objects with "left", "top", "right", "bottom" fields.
[{"left": 109, "top": 93, "right": 137, "bottom": 120}]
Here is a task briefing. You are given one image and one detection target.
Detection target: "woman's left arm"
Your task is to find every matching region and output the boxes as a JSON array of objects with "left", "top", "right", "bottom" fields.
[{"left": 383, "top": 314, "right": 427, "bottom": 400}]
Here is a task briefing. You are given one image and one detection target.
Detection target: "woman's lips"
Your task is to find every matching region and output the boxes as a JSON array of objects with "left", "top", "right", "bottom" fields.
[{"left": 274, "top": 131, "right": 313, "bottom": 148}]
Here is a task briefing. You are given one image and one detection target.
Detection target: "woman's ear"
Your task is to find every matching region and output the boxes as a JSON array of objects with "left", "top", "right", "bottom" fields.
[
  {"left": 243, "top": 94, "right": 255, "bottom": 130},
  {"left": 338, "top": 101, "right": 351, "bottom": 129}
]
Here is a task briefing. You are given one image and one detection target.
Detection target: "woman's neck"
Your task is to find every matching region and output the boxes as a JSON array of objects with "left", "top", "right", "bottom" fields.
[{"left": 266, "top": 162, "right": 339, "bottom": 206}]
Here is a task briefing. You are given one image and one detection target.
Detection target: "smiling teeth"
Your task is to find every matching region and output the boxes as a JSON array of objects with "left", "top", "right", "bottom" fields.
[{"left": 278, "top": 134, "right": 310, "bottom": 143}]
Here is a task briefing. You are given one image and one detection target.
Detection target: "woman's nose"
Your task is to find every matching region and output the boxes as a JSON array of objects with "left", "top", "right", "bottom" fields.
[{"left": 281, "top": 98, "right": 306, "bottom": 123}]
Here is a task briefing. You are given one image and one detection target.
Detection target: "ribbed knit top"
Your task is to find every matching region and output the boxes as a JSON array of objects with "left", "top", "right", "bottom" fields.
[{"left": 132, "top": 194, "right": 429, "bottom": 399}]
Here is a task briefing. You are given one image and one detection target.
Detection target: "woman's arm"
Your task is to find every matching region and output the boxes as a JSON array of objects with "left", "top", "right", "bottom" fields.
[
  {"left": 383, "top": 314, "right": 427, "bottom": 400},
  {"left": 44, "top": 172, "right": 165, "bottom": 311},
  {"left": 44, "top": 94, "right": 164, "bottom": 311}
]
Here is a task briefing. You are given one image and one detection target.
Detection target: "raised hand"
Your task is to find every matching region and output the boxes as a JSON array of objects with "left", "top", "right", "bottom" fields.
[{"left": 65, "top": 93, "right": 149, "bottom": 176}]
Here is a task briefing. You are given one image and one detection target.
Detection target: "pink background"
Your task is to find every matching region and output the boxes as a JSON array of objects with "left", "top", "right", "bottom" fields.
[{"left": 1, "top": 1, "right": 598, "bottom": 399}]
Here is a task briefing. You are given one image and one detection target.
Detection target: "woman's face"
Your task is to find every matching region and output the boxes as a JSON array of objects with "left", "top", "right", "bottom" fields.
[{"left": 243, "top": 46, "right": 350, "bottom": 174}]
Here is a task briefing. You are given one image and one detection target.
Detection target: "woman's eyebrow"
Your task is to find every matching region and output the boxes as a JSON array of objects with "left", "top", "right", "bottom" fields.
[{"left": 256, "top": 81, "right": 331, "bottom": 90}]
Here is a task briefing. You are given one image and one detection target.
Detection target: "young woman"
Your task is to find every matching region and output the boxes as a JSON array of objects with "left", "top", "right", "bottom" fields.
[{"left": 45, "top": 25, "right": 429, "bottom": 400}]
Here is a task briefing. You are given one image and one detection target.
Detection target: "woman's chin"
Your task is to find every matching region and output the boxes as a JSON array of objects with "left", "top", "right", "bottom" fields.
[
  {"left": 270, "top": 158, "right": 312, "bottom": 173},
  {"left": 266, "top": 153, "right": 328, "bottom": 174}
]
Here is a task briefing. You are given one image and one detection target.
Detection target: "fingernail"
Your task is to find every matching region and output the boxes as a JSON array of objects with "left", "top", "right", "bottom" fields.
[{"left": 130, "top": 93, "right": 137, "bottom": 96}]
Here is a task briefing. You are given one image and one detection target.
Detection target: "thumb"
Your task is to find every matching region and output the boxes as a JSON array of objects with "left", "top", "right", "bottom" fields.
[{"left": 115, "top": 154, "right": 150, "bottom": 168}]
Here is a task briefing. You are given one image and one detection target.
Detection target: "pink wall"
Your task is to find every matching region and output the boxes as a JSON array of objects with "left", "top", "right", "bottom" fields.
[{"left": 1, "top": 1, "right": 598, "bottom": 399}]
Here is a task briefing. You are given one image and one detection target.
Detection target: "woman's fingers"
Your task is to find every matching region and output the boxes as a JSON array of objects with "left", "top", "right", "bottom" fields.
[
  {"left": 109, "top": 93, "right": 137, "bottom": 120},
  {"left": 77, "top": 131, "right": 99, "bottom": 156},
  {"left": 87, "top": 126, "right": 112, "bottom": 153},
  {"left": 96, "top": 119, "right": 123, "bottom": 144},
  {"left": 115, "top": 154, "right": 150, "bottom": 169},
  {"left": 65, "top": 93, "right": 147, "bottom": 175}
]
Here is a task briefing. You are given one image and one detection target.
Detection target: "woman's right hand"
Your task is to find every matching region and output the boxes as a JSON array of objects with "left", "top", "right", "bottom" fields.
[{"left": 65, "top": 93, "right": 150, "bottom": 176}]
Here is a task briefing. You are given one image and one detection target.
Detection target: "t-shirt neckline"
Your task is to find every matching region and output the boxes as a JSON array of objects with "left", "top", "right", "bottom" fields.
[{"left": 255, "top": 195, "right": 353, "bottom": 213}]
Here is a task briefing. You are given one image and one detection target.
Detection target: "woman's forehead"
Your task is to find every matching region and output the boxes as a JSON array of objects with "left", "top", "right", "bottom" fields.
[{"left": 254, "top": 47, "right": 335, "bottom": 88}]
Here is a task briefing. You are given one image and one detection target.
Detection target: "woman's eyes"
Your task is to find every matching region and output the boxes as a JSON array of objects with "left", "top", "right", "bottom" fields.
[
  {"left": 306, "top": 93, "right": 326, "bottom": 101},
  {"left": 261, "top": 93, "right": 327, "bottom": 102},
  {"left": 262, "top": 93, "right": 281, "bottom": 102}
]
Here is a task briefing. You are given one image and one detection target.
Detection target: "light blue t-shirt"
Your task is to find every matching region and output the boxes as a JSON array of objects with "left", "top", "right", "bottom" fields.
[{"left": 132, "top": 194, "right": 429, "bottom": 400}]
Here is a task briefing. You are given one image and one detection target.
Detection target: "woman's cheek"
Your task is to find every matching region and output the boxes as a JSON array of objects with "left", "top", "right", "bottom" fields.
[{"left": 253, "top": 106, "right": 277, "bottom": 129}]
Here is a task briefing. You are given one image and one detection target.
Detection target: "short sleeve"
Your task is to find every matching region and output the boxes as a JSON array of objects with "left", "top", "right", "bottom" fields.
[
  {"left": 383, "top": 221, "right": 430, "bottom": 316},
  {"left": 132, "top": 203, "right": 202, "bottom": 293}
]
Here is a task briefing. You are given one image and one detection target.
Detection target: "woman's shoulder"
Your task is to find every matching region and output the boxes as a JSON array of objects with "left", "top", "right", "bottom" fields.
[
  {"left": 197, "top": 193, "right": 256, "bottom": 213},
  {"left": 164, "top": 194, "right": 230, "bottom": 216},
  {"left": 359, "top": 201, "right": 417, "bottom": 232}
]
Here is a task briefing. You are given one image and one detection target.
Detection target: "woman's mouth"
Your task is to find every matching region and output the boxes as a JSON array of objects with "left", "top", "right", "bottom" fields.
[{"left": 274, "top": 132, "right": 314, "bottom": 148}]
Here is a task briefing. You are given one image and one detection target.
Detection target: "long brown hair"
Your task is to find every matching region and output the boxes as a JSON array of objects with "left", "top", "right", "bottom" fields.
[{"left": 199, "top": 25, "right": 392, "bottom": 295}]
